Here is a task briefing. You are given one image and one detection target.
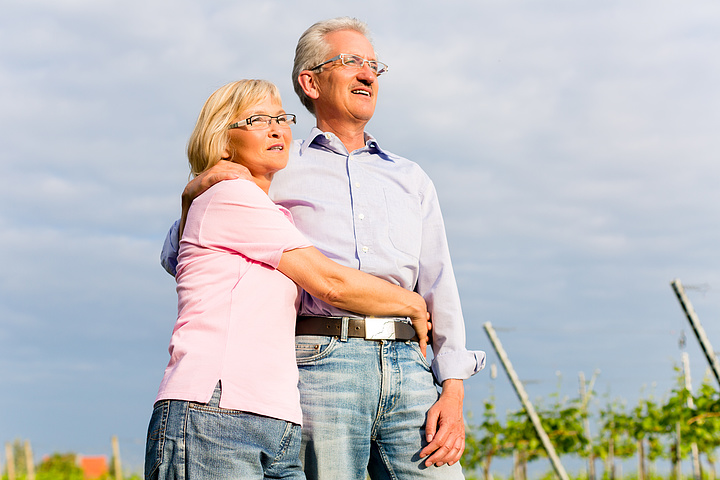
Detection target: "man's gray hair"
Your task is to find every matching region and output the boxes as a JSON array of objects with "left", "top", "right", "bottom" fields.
[{"left": 292, "top": 17, "right": 373, "bottom": 115}]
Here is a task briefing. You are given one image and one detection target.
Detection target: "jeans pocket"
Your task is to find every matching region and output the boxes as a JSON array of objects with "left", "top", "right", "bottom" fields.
[
  {"left": 272, "top": 422, "right": 303, "bottom": 467},
  {"left": 144, "top": 400, "right": 169, "bottom": 479},
  {"left": 295, "top": 335, "right": 337, "bottom": 364},
  {"left": 408, "top": 342, "right": 433, "bottom": 371}
]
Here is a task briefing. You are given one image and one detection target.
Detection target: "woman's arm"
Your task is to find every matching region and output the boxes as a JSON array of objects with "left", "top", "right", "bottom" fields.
[{"left": 278, "top": 246, "right": 430, "bottom": 355}]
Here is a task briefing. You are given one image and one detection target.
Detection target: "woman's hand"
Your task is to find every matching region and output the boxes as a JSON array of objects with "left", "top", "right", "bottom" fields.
[{"left": 408, "top": 301, "right": 431, "bottom": 357}]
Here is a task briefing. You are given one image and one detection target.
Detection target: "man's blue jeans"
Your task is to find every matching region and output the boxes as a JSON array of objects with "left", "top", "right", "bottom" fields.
[
  {"left": 144, "top": 383, "right": 305, "bottom": 480},
  {"left": 295, "top": 336, "right": 464, "bottom": 480}
]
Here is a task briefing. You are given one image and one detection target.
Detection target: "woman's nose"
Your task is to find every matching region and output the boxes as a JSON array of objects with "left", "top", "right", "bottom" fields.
[{"left": 268, "top": 122, "right": 282, "bottom": 136}]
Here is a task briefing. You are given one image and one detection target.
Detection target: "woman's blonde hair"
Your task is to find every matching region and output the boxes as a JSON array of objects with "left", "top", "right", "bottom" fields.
[{"left": 186, "top": 79, "right": 281, "bottom": 177}]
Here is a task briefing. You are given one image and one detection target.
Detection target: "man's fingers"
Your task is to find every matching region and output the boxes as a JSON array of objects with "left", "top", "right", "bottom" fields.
[
  {"left": 206, "top": 171, "right": 239, "bottom": 185},
  {"left": 424, "top": 409, "right": 438, "bottom": 444},
  {"left": 447, "top": 437, "right": 465, "bottom": 466},
  {"left": 423, "top": 438, "right": 454, "bottom": 467},
  {"left": 421, "top": 419, "right": 452, "bottom": 464},
  {"left": 423, "top": 435, "right": 464, "bottom": 467}
]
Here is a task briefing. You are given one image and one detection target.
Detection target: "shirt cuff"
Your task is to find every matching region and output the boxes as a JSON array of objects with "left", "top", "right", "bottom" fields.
[
  {"left": 431, "top": 349, "right": 486, "bottom": 383},
  {"left": 160, "top": 219, "right": 181, "bottom": 277}
]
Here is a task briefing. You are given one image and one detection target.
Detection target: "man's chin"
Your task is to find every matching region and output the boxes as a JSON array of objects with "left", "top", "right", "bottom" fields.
[{"left": 351, "top": 107, "right": 376, "bottom": 123}]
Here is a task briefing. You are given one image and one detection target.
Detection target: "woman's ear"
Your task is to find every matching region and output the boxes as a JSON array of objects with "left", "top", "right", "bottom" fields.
[
  {"left": 221, "top": 140, "right": 232, "bottom": 161},
  {"left": 298, "top": 71, "right": 320, "bottom": 100}
]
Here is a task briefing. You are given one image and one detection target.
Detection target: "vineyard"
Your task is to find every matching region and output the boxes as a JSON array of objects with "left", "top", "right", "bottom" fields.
[
  {"left": 459, "top": 362, "right": 720, "bottom": 480},
  {"left": 456, "top": 279, "right": 720, "bottom": 480}
]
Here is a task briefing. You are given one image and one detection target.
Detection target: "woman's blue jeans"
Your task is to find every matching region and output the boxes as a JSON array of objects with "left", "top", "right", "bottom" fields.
[
  {"left": 144, "top": 383, "right": 305, "bottom": 480},
  {"left": 295, "top": 336, "right": 464, "bottom": 480}
]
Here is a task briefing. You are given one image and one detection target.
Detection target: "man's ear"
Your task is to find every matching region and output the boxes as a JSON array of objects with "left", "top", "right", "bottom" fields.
[{"left": 298, "top": 71, "right": 320, "bottom": 100}]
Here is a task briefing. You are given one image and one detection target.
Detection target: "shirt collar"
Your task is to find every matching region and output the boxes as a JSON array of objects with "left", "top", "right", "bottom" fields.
[{"left": 299, "top": 127, "right": 389, "bottom": 159}]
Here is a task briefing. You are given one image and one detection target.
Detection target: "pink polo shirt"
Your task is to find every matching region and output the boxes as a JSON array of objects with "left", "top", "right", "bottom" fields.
[{"left": 156, "top": 179, "right": 311, "bottom": 425}]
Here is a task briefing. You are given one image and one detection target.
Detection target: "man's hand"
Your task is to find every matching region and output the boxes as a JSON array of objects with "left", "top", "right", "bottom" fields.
[
  {"left": 179, "top": 160, "right": 252, "bottom": 237},
  {"left": 182, "top": 160, "right": 251, "bottom": 204},
  {"left": 420, "top": 379, "right": 465, "bottom": 467}
]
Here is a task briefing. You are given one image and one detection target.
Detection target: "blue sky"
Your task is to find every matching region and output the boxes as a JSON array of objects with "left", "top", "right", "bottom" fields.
[{"left": 2, "top": 0, "right": 719, "bottom": 475}]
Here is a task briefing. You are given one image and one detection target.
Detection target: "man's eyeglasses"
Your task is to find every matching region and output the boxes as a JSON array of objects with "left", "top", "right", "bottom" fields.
[
  {"left": 310, "top": 54, "right": 389, "bottom": 76},
  {"left": 228, "top": 114, "right": 297, "bottom": 130}
]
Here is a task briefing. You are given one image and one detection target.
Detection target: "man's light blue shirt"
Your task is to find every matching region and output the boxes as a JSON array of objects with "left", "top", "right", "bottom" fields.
[{"left": 161, "top": 127, "right": 485, "bottom": 382}]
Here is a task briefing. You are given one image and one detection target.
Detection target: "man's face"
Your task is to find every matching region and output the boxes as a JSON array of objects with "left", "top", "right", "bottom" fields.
[{"left": 312, "top": 29, "right": 379, "bottom": 127}]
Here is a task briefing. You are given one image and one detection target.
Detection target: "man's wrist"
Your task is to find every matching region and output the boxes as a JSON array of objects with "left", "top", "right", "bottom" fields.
[{"left": 440, "top": 378, "right": 464, "bottom": 400}]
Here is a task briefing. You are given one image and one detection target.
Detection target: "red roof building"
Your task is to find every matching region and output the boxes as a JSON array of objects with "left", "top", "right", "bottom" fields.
[{"left": 77, "top": 455, "right": 109, "bottom": 480}]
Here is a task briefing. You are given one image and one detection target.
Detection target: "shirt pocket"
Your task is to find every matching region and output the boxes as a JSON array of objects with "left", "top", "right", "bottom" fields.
[{"left": 383, "top": 188, "right": 422, "bottom": 260}]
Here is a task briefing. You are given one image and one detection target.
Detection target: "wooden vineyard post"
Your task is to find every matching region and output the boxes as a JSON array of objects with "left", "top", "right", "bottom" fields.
[
  {"left": 671, "top": 279, "right": 720, "bottom": 387},
  {"left": 112, "top": 435, "right": 123, "bottom": 480},
  {"left": 682, "top": 352, "right": 702, "bottom": 480},
  {"left": 606, "top": 434, "right": 615, "bottom": 480},
  {"left": 579, "top": 371, "right": 597, "bottom": 480},
  {"left": 483, "top": 322, "right": 570, "bottom": 480},
  {"left": 5, "top": 442, "right": 15, "bottom": 480},
  {"left": 24, "top": 440, "right": 34, "bottom": 480},
  {"left": 675, "top": 423, "right": 682, "bottom": 480}
]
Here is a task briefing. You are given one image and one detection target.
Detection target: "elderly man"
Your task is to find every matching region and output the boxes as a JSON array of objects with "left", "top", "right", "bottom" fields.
[{"left": 161, "top": 17, "right": 484, "bottom": 480}]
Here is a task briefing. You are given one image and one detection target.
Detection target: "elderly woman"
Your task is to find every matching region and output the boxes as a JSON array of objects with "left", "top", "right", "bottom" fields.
[{"left": 143, "top": 79, "right": 429, "bottom": 480}]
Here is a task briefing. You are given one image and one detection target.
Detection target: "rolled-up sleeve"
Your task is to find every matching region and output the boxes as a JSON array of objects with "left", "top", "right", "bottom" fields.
[{"left": 432, "top": 349, "right": 486, "bottom": 382}]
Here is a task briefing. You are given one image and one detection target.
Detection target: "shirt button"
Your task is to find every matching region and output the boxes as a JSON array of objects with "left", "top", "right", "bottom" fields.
[
  {"left": 358, "top": 214, "right": 365, "bottom": 220},
  {"left": 362, "top": 246, "right": 369, "bottom": 253},
  {"left": 324, "top": 133, "right": 333, "bottom": 140},
  {"left": 355, "top": 182, "right": 360, "bottom": 188}
]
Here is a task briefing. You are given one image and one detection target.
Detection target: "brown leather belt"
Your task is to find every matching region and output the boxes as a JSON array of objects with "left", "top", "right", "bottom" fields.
[{"left": 296, "top": 316, "right": 418, "bottom": 342}]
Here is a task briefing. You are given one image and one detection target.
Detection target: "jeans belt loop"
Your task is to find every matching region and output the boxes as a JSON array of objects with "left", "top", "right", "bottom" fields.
[{"left": 340, "top": 316, "right": 349, "bottom": 342}]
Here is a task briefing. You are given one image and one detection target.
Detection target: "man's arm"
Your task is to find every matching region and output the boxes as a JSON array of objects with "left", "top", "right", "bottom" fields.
[
  {"left": 179, "top": 161, "right": 251, "bottom": 238},
  {"left": 413, "top": 176, "right": 485, "bottom": 467},
  {"left": 160, "top": 219, "right": 181, "bottom": 276}
]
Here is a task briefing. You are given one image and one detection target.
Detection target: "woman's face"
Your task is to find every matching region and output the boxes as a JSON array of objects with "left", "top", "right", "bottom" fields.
[{"left": 224, "top": 95, "right": 292, "bottom": 184}]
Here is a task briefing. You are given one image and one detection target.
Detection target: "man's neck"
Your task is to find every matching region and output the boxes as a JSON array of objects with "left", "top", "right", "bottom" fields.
[{"left": 316, "top": 118, "right": 367, "bottom": 153}]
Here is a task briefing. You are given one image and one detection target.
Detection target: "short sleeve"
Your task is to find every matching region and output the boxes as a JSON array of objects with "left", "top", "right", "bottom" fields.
[{"left": 184, "top": 179, "right": 311, "bottom": 269}]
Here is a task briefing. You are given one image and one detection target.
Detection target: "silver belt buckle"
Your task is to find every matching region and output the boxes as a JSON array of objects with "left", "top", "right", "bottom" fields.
[{"left": 364, "top": 316, "right": 397, "bottom": 340}]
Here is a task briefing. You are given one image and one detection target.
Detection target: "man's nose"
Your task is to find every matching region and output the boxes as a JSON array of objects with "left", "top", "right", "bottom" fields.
[{"left": 357, "top": 63, "right": 376, "bottom": 82}]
